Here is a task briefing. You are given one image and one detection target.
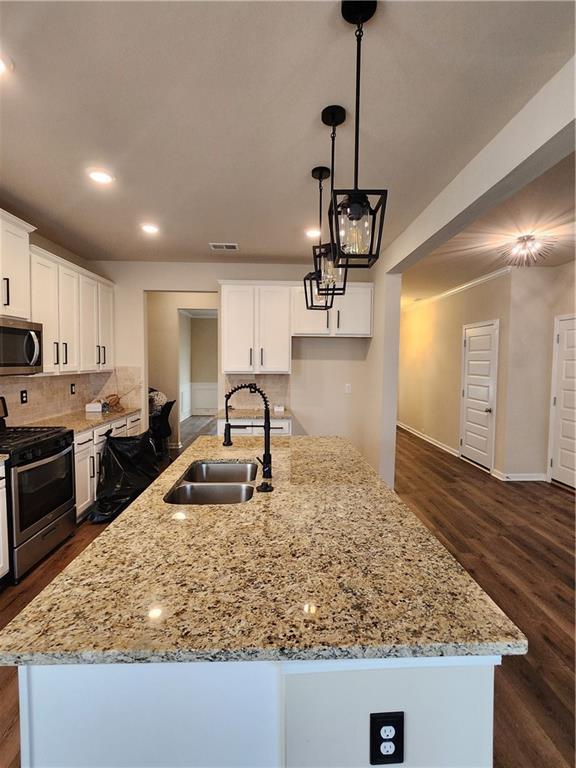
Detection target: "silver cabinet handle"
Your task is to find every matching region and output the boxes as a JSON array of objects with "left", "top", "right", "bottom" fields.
[{"left": 260, "top": 348, "right": 264, "bottom": 366}]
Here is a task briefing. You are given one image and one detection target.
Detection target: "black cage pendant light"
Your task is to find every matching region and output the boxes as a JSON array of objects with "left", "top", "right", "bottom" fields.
[
  {"left": 330, "top": 0, "right": 388, "bottom": 269},
  {"left": 313, "top": 105, "right": 348, "bottom": 297},
  {"left": 303, "top": 165, "right": 334, "bottom": 310}
]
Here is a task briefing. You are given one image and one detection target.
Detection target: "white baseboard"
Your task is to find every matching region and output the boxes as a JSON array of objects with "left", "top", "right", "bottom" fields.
[
  {"left": 397, "top": 422, "right": 460, "bottom": 457},
  {"left": 491, "top": 469, "right": 548, "bottom": 482}
]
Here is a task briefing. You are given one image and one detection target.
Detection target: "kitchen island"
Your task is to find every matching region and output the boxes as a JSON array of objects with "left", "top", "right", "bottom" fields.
[{"left": 0, "top": 436, "right": 526, "bottom": 767}]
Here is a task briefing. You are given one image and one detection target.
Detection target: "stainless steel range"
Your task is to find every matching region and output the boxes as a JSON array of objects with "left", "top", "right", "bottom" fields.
[{"left": 0, "top": 397, "right": 75, "bottom": 581}]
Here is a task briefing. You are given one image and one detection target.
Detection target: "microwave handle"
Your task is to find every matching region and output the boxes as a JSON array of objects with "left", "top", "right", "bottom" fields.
[{"left": 24, "top": 331, "right": 40, "bottom": 366}]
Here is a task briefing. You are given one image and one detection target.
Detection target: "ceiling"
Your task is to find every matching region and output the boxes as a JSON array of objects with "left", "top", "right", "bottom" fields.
[
  {"left": 401, "top": 153, "right": 576, "bottom": 302},
  {"left": 0, "top": 1, "right": 574, "bottom": 263}
]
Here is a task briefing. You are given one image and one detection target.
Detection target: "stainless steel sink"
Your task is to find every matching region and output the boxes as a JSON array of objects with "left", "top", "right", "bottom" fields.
[
  {"left": 183, "top": 461, "right": 258, "bottom": 483},
  {"left": 163, "top": 482, "right": 255, "bottom": 505}
]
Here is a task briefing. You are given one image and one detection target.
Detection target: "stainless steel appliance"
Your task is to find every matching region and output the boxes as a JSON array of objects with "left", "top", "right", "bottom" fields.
[
  {"left": 0, "top": 317, "right": 43, "bottom": 375},
  {"left": 0, "top": 398, "right": 75, "bottom": 580}
]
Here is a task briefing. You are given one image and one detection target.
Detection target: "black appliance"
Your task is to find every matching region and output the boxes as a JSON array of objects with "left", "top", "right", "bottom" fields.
[
  {"left": 0, "top": 397, "right": 75, "bottom": 581},
  {"left": 0, "top": 317, "right": 43, "bottom": 375}
]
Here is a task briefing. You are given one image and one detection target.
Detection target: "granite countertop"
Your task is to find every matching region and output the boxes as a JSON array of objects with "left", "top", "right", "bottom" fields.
[
  {"left": 0, "top": 454, "right": 8, "bottom": 465},
  {"left": 217, "top": 407, "right": 292, "bottom": 420},
  {"left": 23, "top": 407, "right": 141, "bottom": 434},
  {"left": 0, "top": 436, "right": 527, "bottom": 665}
]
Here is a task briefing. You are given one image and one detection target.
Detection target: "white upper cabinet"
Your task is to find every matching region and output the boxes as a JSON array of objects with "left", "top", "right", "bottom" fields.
[
  {"left": 221, "top": 284, "right": 291, "bottom": 374},
  {"left": 291, "top": 286, "right": 331, "bottom": 336},
  {"left": 80, "top": 276, "right": 99, "bottom": 372},
  {"left": 332, "top": 284, "right": 373, "bottom": 337},
  {"left": 58, "top": 265, "right": 80, "bottom": 372},
  {"left": 221, "top": 285, "right": 256, "bottom": 373},
  {"left": 98, "top": 283, "right": 114, "bottom": 371},
  {"left": 257, "top": 286, "right": 291, "bottom": 373},
  {"left": 31, "top": 249, "right": 60, "bottom": 373},
  {"left": 30, "top": 244, "right": 115, "bottom": 376},
  {"left": 0, "top": 210, "right": 35, "bottom": 320}
]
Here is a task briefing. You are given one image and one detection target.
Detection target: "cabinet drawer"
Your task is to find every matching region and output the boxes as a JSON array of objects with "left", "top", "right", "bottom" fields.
[
  {"left": 94, "top": 422, "right": 114, "bottom": 444},
  {"left": 74, "top": 430, "right": 94, "bottom": 449},
  {"left": 127, "top": 412, "right": 142, "bottom": 429}
]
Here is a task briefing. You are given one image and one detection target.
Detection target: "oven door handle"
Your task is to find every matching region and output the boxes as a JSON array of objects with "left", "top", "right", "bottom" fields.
[{"left": 13, "top": 444, "right": 73, "bottom": 474}]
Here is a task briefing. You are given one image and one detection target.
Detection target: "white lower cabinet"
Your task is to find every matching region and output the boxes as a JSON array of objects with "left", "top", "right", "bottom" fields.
[
  {"left": 0, "top": 475, "right": 9, "bottom": 579},
  {"left": 127, "top": 412, "right": 142, "bottom": 436},
  {"left": 74, "top": 433, "right": 95, "bottom": 521},
  {"left": 217, "top": 418, "right": 291, "bottom": 436}
]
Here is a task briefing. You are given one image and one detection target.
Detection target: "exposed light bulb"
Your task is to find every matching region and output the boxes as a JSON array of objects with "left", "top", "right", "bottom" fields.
[
  {"left": 141, "top": 223, "right": 159, "bottom": 235},
  {"left": 501, "top": 234, "right": 555, "bottom": 267},
  {"left": 0, "top": 55, "right": 14, "bottom": 76},
  {"left": 306, "top": 229, "right": 321, "bottom": 239}
]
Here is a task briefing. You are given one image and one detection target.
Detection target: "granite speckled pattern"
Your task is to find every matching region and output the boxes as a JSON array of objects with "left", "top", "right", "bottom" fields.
[
  {"left": 0, "top": 436, "right": 527, "bottom": 665},
  {"left": 26, "top": 408, "right": 140, "bottom": 434},
  {"left": 0, "top": 454, "right": 8, "bottom": 463},
  {"left": 217, "top": 407, "right": 292, "bottom": 420}
]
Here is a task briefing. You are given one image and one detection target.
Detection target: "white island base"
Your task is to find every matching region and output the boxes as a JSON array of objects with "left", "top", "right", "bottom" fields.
[{"left": 19, "top": 655, "right": 499, "bottom": 767}]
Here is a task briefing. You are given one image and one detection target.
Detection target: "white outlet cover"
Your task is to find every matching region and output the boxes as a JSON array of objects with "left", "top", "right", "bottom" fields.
[{"left": 344, "top": 383, "right": 352, "bottom": 394}]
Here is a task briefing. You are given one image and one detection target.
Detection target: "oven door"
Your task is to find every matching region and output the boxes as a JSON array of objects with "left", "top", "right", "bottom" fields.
[
  {"left": 0, "top": 317, "right": 43, "bottom": 375},
  {"left": 11, "top": 445, "right": 75, "bottom": 546}
]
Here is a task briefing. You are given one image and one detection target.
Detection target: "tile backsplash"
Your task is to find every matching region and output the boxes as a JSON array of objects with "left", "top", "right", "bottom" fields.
[
  {"left": 223, "top": 374, "right": 290, "bottom": 409},
  {"left": 0, "top": 366, "right": 143, "bottom": 425}
]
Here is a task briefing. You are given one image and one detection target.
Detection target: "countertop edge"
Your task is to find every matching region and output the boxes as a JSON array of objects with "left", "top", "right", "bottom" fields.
[{"left": 0, "top": 638, "right": 528, "bottom": 666}]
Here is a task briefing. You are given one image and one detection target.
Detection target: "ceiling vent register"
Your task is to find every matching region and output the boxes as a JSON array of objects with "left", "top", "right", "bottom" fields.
[{"left": 209, "top": 243, "right": 239, "bottom": 252}]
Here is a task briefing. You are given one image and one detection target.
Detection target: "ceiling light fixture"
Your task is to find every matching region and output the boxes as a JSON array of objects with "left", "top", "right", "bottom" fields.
[
  {"left": 501, "top": 234, "right": 556, "bottom": 267},
  {"left": 330, "top": 1, "right": 388, "bottom": 270},
  {"left": 304, "top": 166, "right": 335, "bottom": 311},
  {"left": 0, "top": 54, "right": 14, "bottom": 76},
  {"left": 141, "top": 223, "right": 159, "bottom": 235},
  {"left": 87, "top": 168, "right": 115, "bottom": 185},
  {"left": 313, "top": 105, "right": 348, "bottom": 299}
]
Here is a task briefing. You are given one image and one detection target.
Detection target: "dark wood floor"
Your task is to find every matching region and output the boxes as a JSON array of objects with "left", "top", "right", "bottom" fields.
[
  {"left": 0, "top": 427, "right": 573, "bottom": 767},
  {"left": 395, "top": 427, "right": 575, "bottom": 768},
  {"left": 179, "top": 414, "right": 217, "bottom": 450}
]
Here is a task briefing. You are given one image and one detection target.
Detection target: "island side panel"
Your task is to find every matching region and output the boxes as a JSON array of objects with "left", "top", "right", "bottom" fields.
[
  {"left": 284, "top": 660, "right": 497, "bottom": 767},
  {"left": 19, "top": 661, "right": 283, "bottom": 768}
]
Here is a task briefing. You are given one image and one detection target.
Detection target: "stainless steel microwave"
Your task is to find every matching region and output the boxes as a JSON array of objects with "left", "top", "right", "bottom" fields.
[{"left": 0, "top": 317, "right": 43, "bottom": 375}]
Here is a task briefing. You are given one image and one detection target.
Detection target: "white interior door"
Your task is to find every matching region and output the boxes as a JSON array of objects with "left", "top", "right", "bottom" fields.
[
  {"left": 550, "top": 316, "right": 576, "bottom": 487},
  {"left": 460, "top": 321, "right": 499, "bottom": 470}
]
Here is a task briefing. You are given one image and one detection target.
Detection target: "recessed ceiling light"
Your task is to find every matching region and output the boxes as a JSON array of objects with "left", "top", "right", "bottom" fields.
[
  {"left": 87, "top": 168, "right": 115, "bottom": 185},
  {"left": 141, "top": 223, "right": 159, "bottom": 235},
  {"left": 0, "top": 55, "right": 14, "bottom": 76},
  {"left": 306, "top": 229, "right": 321, "bottom": 239}
]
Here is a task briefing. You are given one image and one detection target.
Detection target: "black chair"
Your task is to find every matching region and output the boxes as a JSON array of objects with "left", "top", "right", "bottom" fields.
[{"left": 149, "top": 400, "right": 176, "bottom": 459}]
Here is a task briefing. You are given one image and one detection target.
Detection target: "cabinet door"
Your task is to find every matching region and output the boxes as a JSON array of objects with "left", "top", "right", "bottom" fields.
[
  {"left": 74, "top": 444, "right": 95, "bottom": 520},
  {"left": 332, "top": 285, "right": 373, "bottom": 337},
  {"left": 79, "top": 276, "right": 99, "bottom": 372},
  {"left": 0, "top": 220, "right": 31, "bottom": 319},
  {"left": 221, "top": 285, "right": 255, "bottom": 373},
  {"left": 98, "top": 283, "right": 114, "bottom": 371},
  {"left": 0, "top": 479, "right": 8, "bottom": 579},
  {"left": 291, "top": 287, "right": 331, "bottom": 336},
  {"left": 31, "top": 251, "right": 60, "bottom": 373},
  {"left": 58, "top": 266, "right": 80, "bottom": 372},
  {"left": 257, "top": 286, "right": 291, "bottom": 373},
  {"left": 93, "top": 442, "right": 105, "bottom": 498}
]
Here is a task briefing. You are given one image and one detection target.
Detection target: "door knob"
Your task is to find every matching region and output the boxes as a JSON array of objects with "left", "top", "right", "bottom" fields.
[{"left": 484, "top": 407, "right": 492, "bottom": 413}]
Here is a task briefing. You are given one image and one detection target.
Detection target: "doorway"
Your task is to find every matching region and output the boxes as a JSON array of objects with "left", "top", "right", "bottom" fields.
[
  {"left": 459, "top": 320, "right": 499, "bottom": 471},
  {"left": 179, "top": 309, "right": 218, "bottom": 448},
  {"left": 548, "top": 315, "right": 576, "bottom": 488}
]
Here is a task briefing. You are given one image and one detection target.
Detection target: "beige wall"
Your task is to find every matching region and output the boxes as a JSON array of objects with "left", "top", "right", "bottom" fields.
[
  {"left": 189, "top": 318, "right": 218, "bottom": 383},
  {"left": 398, "top": 261, "right": 575, "bottom": 477},
  {"left": 147, "top": 291, "right": 219, "bottom": 443},
  {"left": 399, "top": 272, "right": 512, "bottom": 470}
]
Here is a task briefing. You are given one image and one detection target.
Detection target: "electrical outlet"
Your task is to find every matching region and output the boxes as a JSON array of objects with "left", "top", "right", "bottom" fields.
[
  {"left": 70, "top": 383, "right": 76, "bottom": 395},
  {"left": 370, "top": 712, "right": 404, "bottom": 765},
  {"left": 20, "top": 389, "right": 28, "bottom": 404}
]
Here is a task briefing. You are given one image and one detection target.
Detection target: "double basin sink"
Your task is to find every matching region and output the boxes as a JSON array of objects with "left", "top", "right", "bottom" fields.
[{"left": 164, "top": 461, "right": 258, "bottom": 505}]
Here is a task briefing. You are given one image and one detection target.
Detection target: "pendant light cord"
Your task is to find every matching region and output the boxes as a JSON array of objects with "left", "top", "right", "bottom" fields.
[
  {"left": 318, "top": 177, "right": 323, "bottom": 249},
  {"left": 354, "top": 23, "right": 363, "bottom": 190}
]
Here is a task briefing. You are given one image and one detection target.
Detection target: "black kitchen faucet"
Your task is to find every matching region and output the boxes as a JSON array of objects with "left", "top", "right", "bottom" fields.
[{"left": 223, "top": 383, "right": 273, "bottom": 492}]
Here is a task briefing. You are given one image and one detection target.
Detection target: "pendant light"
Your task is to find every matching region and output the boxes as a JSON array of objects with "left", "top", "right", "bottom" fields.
[
  {"left": 329, "top": 0, "right": 388, "bottom": 269},
  {"left": 303, "top": 166, "right": 334, "bottom": 310},
  {"left": 313, "top": 105, "right": 348, "bottom": 297}
]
